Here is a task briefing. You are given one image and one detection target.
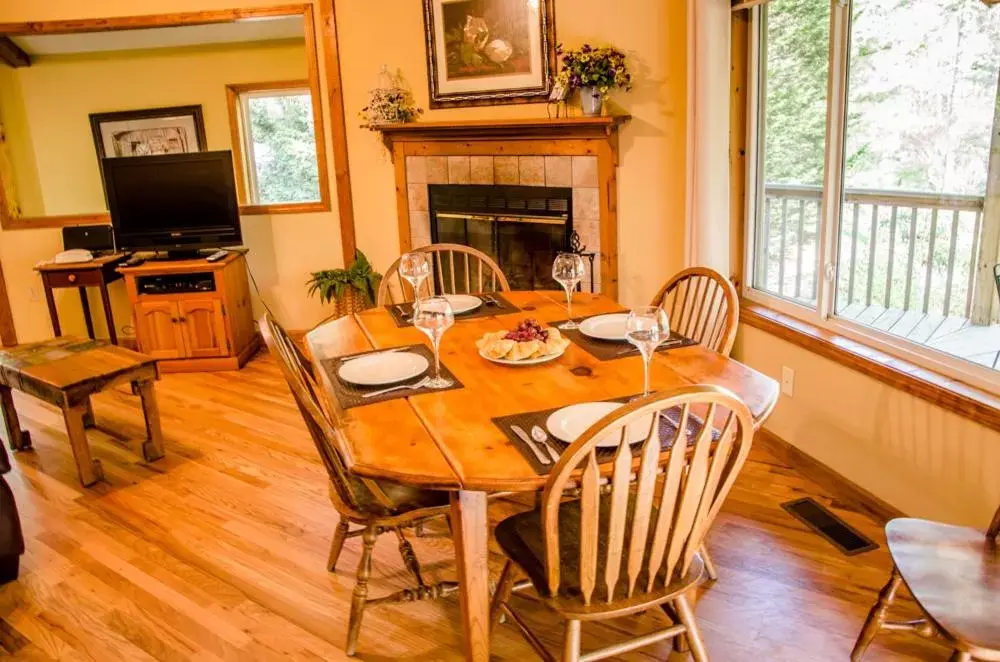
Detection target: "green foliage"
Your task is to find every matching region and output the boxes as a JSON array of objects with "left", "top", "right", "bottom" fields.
[
  {"left": 247, "top": 94, "right": 320, "bottom": 204},
  {"left": 555, "top": 43, "right": 632, "bottom": 95},
  {"left": 307, "top": 251, "right": 382, "bottom": 305}
]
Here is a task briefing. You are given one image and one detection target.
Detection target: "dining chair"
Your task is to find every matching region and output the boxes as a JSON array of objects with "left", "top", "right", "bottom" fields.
[
  {"left": 651, "top": 266, "right": 739, "bottom": 582},
  {"left": 259, "top": 314, "right": 457, "bottom": 656},
  {"left": 651, "top": 266, "right": 740, "bottom": 357},
  {"left": 851, "top": 505, "right": 1000, "bottom": 662},
  {"left": 491, "top": 385, "right": 755, "bottom": 661},
  {"left": 377, "top": 243, "right": 511, "bottom": 306}
]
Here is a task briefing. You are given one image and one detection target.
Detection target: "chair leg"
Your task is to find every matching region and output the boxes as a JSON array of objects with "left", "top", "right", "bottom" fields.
[
  {"left": 699, "top": 543, "right": 718, "bottom": 582},
  {"left": 563, "top": 619, "right": 581, "bottom": 662},
  {"left": 673, "top": 594, "right": 708, "bottom": 662},
  {"left": 948, "top": 653, "right": 972, "bottom": 662},
  {"left": 660, "top": 602, "right": 689, "bottom": 653},
  {"left": 851, "top": 566, "right": 903, "bottom": 662},
  {"left": 327, "top": 519, "right": 350, "bottom": 573},
  {"left": 345, "top": 525, "right": 377, "bottom": 657},
  {"left": 491, "top": 561, "right": 516, "bottom": 632},
  {"left": 395, "top": 528, "right": 425, "bottom": 588}
]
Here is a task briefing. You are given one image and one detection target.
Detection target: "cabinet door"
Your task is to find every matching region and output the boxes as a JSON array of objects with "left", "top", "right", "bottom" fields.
[
  {"left": 178, "top": 300, "right": 228, "bottom": 358},
  {"left": 134, "top": 301, "right": 185, "bottom": 360}
]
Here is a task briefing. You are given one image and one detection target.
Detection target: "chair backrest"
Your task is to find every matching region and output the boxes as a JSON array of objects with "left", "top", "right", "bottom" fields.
[
  {"left": 988, "top": 503, "right": 1000, "bottom": 541},
  {"left": 651, "top": 267, "right": 739, "bottom": 356},
  {"left": 377, "top": 243, "right": 511, "bottom": 306},
  {"left": 258, "top": 314, "right": 389, "bottom": 517},
  {"left": 541, "top": 385, "right": 754, "bottom": 606}
]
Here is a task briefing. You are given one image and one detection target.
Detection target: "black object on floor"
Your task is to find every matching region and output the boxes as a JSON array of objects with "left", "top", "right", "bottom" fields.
[{"left": 781, "top": 497, "right": 878, "bottom": 556}]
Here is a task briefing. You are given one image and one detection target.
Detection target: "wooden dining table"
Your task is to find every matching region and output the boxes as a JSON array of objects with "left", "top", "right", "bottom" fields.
[{"left": 305, "top": 290, "right": 779, "bottom": 661}]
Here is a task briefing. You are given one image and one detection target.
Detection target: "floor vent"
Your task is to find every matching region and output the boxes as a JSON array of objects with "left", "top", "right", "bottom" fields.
[{"left": 781, "top": 497, "right": 879, "bottom": 556}]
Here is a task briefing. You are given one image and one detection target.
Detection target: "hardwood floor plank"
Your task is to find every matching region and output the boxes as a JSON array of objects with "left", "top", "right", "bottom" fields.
[{"left": 0, "top": 353, "right": 950, "bottom": 660}]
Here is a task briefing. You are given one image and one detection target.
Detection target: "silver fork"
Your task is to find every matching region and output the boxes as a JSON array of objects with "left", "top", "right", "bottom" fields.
[
  {"left": 530, "top": 425, "right": 561, "bottom": 462},
  {"left": 362, "top": 376, "right": 431, "bottom": 399}
]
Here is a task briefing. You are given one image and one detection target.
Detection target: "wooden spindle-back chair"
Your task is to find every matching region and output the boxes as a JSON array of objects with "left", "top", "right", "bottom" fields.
[
  {"left": 377, "top": 243, "right": 511, "bottom": 306},
  {"left": 651, "top": 267, "right": 740, "bottom": 356},
  {"left": 259, "top": 314, "right": 456, "bottom": 656},
  {"left": 491, "top": 385, "right": 755, "bottom": 661},
  {"left": 852, "top": 503, "right": 1000, "bottom": 662}
]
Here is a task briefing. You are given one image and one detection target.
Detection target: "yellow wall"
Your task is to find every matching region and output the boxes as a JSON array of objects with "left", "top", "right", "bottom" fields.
[
  {"left": 0, "top": 28, "right": 341, "bottom": 341},
  {"left": 735, "top": 325, "right": 1000, "bottom": 528}
]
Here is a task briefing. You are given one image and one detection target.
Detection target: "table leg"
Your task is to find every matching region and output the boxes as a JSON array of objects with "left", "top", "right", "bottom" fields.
[
  {"left": 63, "top": 403, "right": 103, "bottom": 487},
  {"left": 136, "top": 379, "right": 164, "bottom": 462},
  {"left": 450, "top": 490, "right": 490, "bottom": 662},
  {"left": 99, "top": 282, "right": 117, "bottom": 345},
  {"left": 82, "top": 397, "right": 96, "bottom": 429},
  {"left": 0, "top": 386, "right": 30, "bottom": 451},
  {"left": 78, "top": 287, "right": 95, "bottom": 340},
  {"left": 43, "top": 280, "right": 61, "bottom": 337}
]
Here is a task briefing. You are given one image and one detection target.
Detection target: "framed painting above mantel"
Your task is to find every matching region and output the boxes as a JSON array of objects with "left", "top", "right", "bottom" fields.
[{"left": 422, "top": 0, "right": 556, "bottom": 108}]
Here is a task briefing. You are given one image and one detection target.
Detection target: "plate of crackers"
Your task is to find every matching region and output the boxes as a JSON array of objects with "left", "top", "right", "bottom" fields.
[{"left": 476, "top": 319, "right": 571, "bottom": 365}]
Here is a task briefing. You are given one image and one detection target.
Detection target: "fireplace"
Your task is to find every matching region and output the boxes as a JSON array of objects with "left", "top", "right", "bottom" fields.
[{"left": 428, "top": 184, "right": 576, "bottom": 290}]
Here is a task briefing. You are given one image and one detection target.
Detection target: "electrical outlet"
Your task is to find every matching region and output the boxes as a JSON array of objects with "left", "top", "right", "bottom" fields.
[
  {"left": 781, "top": 366, "right": 795, "bottom": 397},
  {"left": 28, "top": 286, "right": 40, "bottom": 303}
]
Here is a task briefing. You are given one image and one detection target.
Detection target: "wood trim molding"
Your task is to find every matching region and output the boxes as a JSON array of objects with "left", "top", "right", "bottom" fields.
[
  {"left": 741, "top": 302, "right": 1000, "bottom": 434},
  {"left": 0, "top": 260, "right": 15, "bottom": 346},
  {"left": 318, "top": 0, "right": 357, "bottom": 265},
  {"left": 755, "top": 428, "right": 905, "bottom": 525},
  {"left": 0, "top": 37, "right": 30, "bottom": 67}
]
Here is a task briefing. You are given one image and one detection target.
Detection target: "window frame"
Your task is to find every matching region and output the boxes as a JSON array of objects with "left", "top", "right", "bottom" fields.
[
  {"left": 743, "top": 0, "right": 1000, "bottom": 397},
  {"left": 225, "top": 79, "right": 330, "bottom": 215}
]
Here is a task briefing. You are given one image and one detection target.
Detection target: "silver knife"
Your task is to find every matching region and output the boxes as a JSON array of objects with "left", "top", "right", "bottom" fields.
[{"left": 511, "top": 424, "right": 551, "bottom": 465}]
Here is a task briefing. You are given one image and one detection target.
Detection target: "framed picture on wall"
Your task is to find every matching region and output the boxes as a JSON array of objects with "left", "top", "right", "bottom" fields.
[
  {"left": 422, "top": 0, "right": 556, "bottom": 108},
  {"left": 89, "top": 105, "right": 207, "bottom": 161}
]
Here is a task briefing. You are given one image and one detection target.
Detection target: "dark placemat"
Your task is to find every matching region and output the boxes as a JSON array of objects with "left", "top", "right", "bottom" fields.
[
  {"left": 551, "top": 318, "right": 698, "bottom": 361},
  {"left": 320, "top": 344, "right": 463, "bottom": 409},
  {"left": 492, "top": 397, "right": 718, "bottom": 474},
  {"left": 386, "top": 293, "right": 520, "bottom": 327}
]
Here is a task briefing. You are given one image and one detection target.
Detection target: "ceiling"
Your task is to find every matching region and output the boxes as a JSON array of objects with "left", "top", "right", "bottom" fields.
[{"left": 10, "top": 16, "right": 305, "bottom": 56}]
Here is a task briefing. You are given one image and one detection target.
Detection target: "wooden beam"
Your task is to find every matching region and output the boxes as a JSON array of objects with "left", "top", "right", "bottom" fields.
[
  {"left": 0, "top": 37, "right": 29, "bottom": 68},
  {"left": 732, "top": 0, "right": 767, "bottom": 10}
]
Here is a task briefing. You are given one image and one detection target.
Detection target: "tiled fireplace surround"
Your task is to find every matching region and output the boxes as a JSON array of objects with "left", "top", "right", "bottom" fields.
[
  {"left": 379, "top": 117, "right": 627, "bottom": 299},
  {"left": 404, "top": 154, "right": 603, "bottom": 291}
]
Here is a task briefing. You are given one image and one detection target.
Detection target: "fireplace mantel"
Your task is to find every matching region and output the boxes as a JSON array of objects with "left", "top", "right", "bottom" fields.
[
  {"left": 374, "top": 116, "right": 630, "bottom": 147},
  {"left": 380, "top": 115, "right": 629, "bottom": 299}
]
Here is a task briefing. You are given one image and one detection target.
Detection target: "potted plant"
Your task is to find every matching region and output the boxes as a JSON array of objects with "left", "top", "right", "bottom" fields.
[
  {"left": 307, "top": 251, "right": 383, "bottom": 319},
  {"left": 555, "top": 43, "right": 633, "bottom": 116},
  {"left": 360, "top": 65, "right": 423, "bottom": 128}
]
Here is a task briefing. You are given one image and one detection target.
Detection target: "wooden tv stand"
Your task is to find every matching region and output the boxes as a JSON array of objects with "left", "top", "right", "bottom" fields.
[{"left": 119, "top": 252, "right": 259, "bottom": 373}]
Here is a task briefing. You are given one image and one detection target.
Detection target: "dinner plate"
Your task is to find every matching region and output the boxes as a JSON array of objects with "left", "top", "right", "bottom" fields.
[
  {"left": 546, "top": 402, "right": 654, "bottom": 447},
  {"left": 579, "top": 313, "right": 629, "bottom": 341},
  {"left": 338, "top": 351, "right": 429, "bottom": 386},
  {"left": 478, "top": 344, "right": 566, "bottom": 366},
  {"left": 443, "top": 294, "right": 483, "bottom": 315}
]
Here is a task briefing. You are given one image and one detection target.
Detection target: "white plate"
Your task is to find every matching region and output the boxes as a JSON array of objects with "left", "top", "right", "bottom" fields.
[
  {"left": 478, "top": 344, "right": 566, "bottom": 366},
  {"left": 546, "top": 402, "right": 654, "bottom": 448},
  {"left": 338, "top": 351, "right": 429, "bottom": 386},
  {"left": 443, "top": 294, "right": 483, "bottom": 315},
  {"left": 579, "top": 313, "right": 629, "bottom": 341}
]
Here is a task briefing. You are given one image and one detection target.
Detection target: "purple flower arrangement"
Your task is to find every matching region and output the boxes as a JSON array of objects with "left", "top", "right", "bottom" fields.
[{"left": 555, "top": 43, "right": 633, "bottom": 96}]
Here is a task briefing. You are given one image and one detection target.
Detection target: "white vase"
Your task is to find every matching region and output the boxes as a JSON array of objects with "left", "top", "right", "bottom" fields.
[{"left": 580, "top": 86, "right": 603, "bottom": 116}]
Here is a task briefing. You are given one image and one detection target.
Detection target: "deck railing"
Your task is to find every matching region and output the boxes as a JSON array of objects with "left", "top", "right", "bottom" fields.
[{"left": 758, "top": 183, "right": 986, "bottom": 320}]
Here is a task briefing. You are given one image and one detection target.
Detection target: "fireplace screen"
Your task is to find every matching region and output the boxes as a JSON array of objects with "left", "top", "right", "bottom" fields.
[{"left": 428, "top": 184, "right": 574, "bottom": 291}]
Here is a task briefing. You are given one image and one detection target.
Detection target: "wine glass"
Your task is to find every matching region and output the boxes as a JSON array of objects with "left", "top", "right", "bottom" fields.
[
  {"left": 625, "top": 306, "right": 671, "bottom": 398},
  {"left": 412, "top": 296, "right": 455, "bottom": 389},
  {"left": 552, "top": 252, "right": 585, "bottom": 330},
  {"left": 399, "top": 251, "right": 430, "bottom": 300}
]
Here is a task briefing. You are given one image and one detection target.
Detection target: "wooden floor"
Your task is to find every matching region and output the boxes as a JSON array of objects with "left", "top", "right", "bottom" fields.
[{"left": 0, "top": 351, "right": 950, "bottom": 660}]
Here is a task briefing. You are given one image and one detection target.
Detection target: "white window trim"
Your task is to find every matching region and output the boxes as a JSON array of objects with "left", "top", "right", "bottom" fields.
[{"left": 743, "top": 0, "right": 1000, "bottom": 398}]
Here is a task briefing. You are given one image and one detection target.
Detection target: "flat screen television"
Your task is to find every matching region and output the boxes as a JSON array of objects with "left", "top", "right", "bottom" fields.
[{"left": 103, "top": 150, "right": 242, "bottom": 255}]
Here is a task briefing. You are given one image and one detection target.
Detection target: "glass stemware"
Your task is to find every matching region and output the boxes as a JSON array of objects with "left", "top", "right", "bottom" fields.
[
  {"left": 552, "top": 252, "right": 586, "bottom": 330},
  {"left": 412, "top": 296, "right": 455, "bottom": 389},
  {"left": 399, "top": 251, "right": 431, "bottom": 300},
  {"left": 625, "top": 306, "right": 671, "bottom": 398}
]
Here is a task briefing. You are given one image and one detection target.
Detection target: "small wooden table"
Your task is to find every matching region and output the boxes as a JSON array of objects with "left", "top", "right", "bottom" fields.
[
  {"left": 35, "top": 254, "right": 127, "bottom": 345},
  {"left": 307, "top": 291, "right": 780, "bottom": 661},
  {"left": 0, "top": 337, "right": 164, "bottom": 486}
]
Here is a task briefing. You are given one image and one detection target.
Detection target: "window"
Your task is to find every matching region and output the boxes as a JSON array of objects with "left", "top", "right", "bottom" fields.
[
  {"left": 747, "top": 0, "right": 1000, "bottom": 390},
  {"left": 226, "top": 81, "right": 327, "bottom": 211}
]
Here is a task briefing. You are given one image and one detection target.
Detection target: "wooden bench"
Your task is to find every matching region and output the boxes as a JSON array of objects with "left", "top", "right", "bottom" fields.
[{"left": 0, "top": 337, "right": 164, "bottom": 486}]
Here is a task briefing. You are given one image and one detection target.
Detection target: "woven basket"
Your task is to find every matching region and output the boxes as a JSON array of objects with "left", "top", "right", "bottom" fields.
[{"left": 330, "top": 287, "right": 373, "bottom": 320}]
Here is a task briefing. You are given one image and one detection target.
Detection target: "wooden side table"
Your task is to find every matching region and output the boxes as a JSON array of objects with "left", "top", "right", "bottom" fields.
[
  {"left": 0, "top": 337, "right": 164, "bottom": 486},
  {"left": 35, "top": 254, "right": 127, "bottom": 345}
]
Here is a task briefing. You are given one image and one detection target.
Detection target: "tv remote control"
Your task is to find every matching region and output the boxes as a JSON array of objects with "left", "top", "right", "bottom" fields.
[{"left": 206, "top": 250, "right": 229, "bottom": 262}]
